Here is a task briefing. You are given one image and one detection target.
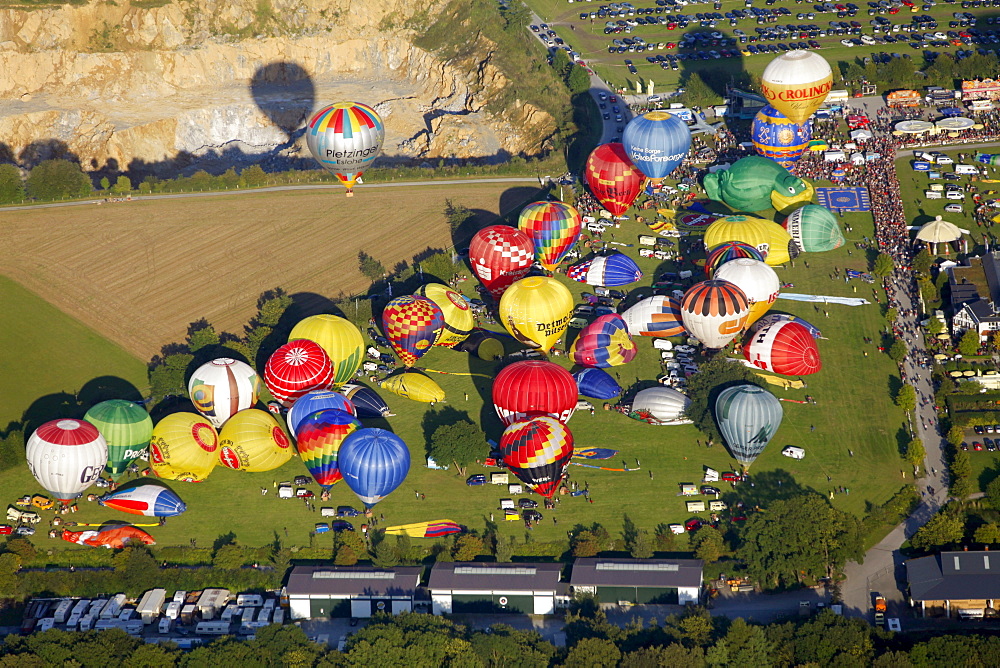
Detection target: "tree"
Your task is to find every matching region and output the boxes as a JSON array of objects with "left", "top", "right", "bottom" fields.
[
  {"left": 630, "top": 530, "right": 654, "bottom": 559},
  {"left": 444, "top": 199, "right": 474, "bottom": 233},
  {"left": 551, "top": 48, "right": 572, "bottom": 80},
  {"left": 707, "top": 618, "right": 774, "bottom": 668},
  {"left": 186, "top": 320, "right": 220, "bottom": 352},
  {"left": 985, "top": 476, "right": 1000, "bottom": 513},
  {"left": 148, "top": 351, "right": 194, "bottom": 401},
  {"left": 894, "top": 385, "right": 916, "bottom": 413},
  {"left": 872, "top": 252, "right": 895, "bottom": 278},
  {"left": 372, "top": 538, "right": 400, "bottom": 568},
  {"left": 621, "top": 644, "right": 706, "bottom": 668},
  {"left": 469, "top": 624, "right": 556, "bottom": 668},
  {"left": 693, "top": 526, "right": 727, "bottom": 564},
  {"left": 571, "top": 529, "right": 606, "bottom": 557},
  {"left": 452, "top": 534, "right": 484, "bottom": 561},
  {"left": 419, "top": 250, "right": 459, "bottom": 283},
  {"left": 3, "top": 537, "right": 37, "bottom": 562},
  {"left": 0, "top": 163, "right": 25, "bottom": 203},
  {"left": 111, "top": 546, "right": 159, "bottom": 594},
  {"left": 212, "top": 543, "right": 247, "bottom": 570},
  {"left": 567, "top": 65, "right": 592, "bottom": 95},
  {"left": 947, "top": 424, "right": 966, "bottom": 447},
  {"left": 100, "top": 176, "right": 110, "bottom": 190},
  {"left": 912, "top": 247, "right": 933, "bottom": 275},
  {"left": 358, "top": 250, "right": 385, "bottom": 282},
  {"left": 111, "top": 175, "right": 132, "bottom": 194},
  {"left": 25, "top": 159, "right": 93, "bottom": 200},
  {"left": 792, "top": 611, "right": 875, "bottom": 666},
  {"left": 950, "top": 448, "right": 974, "bottom": 499},
  {"left": 958, "top": 329, "right": 981, "bottom": 357},
  {"left": 884, "top": 307, "right": 899, "bottom": 324},
  {"left": 499, "top": 0, "right": 531, "bottom": 32},
  {"left": 888, "top": 339, "right": 908, "bottom": 363},
  {"left": 685, "top": 358, "right": 763, "bottom": 444},
  {"left": 906, "top": 437, "right": 926, "bottom": 471},
  {"left": 679, "top": 71, "right": 718, "bottom": 108},
  {"left": 975, "top": 523, "right": 1000, "bottom": 544},
  {"left": 654, "top": 523, "right": 678, "bottom": 552},
  {"left": 910, "top": 508, "right": 965, "bottom": 551},
  {"left": 334, "top": 531, "right": 367, "bottom": 566},
  {"left": 927, "top": 317, "right": 945, "bottom": 336},
  {"left": 427, "top": 420, "right": 483, "bottom": 477},
  {"left": 563, "top": 638, "right": 621, "bottom": 667},
  {"left": 239, "top": 164, "right": 267, "bottom": 187},
  {"left": 0, "top": 553, "right": 21, "bottom": 597}
]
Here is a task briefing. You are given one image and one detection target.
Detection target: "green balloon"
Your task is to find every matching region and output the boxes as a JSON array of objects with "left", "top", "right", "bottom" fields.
[
  {"left": 84, "top": 400, "right": 154, "bottom": 479},
  {"left": 785, "top": 204, "right": 845, "bottom": 253},
  {"left": 703, "top": 156, "right": 808, "bottom": 212}
]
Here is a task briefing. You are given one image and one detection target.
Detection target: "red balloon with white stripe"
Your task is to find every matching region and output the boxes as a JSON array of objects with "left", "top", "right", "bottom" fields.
[
  {"left": 469, "top": 225, "right": 536, "bottom": 300},
  {"left": 264, "top": 339, "right": 336, "bottom": 408},
  {"left": 492, "top": 360, "right": 578, "bottom": 426},
  {"left": 743, "top": 320, "right": 821, "bottom": 375},
  {"left": 26, "top": 419, "right": 108, "bottom": 505}
]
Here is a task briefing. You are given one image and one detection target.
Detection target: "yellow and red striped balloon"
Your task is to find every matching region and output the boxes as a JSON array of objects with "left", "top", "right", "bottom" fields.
[{"left": 306, "top": 102, "right": 385, "bottom": 195}]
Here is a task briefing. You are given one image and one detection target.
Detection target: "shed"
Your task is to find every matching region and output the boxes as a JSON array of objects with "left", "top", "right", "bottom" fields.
[
  {"left": 428, "top": 562, "right": 565, "bottom": 615},
  {"left": 286, "top": 565, "right": 423, "bottom": 620}
]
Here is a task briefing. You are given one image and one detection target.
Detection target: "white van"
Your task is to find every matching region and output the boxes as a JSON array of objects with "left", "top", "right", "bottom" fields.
[
  {"left": 946, "top": 190, "right": 964, "bottom": 200},
  {"left": 935, "top": 155, "right": 954, "bottom": 165},
  {"left": 925, "top": 190, "right": 942, "bottom": 199},
  {"left": 782, "top": 446, "right": 806, "bottom": 459},
  {"left": 956, "top": 164, "right": 979, "bottom": 175},
  {"left": 653, "top": 339, "right": 674, "bottom": 352}
]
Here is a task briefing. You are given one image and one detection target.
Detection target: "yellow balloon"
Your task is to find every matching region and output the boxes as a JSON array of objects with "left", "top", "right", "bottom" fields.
[
  {"left": 704, "top": 215, "right": 797, "bottom": 267},
  {"left": 380, "top": 372, "right": 445, "bottom": 403},
  {"left": 149, "top": 413, "right": 219, "bottom": 482},
  {"left": 217, "top": 409, "right": 293, "bottom": 473},
  {"left": 415, "top": 283, "right": 475, "bottom": 348},
  {"left": 761, "top": 51, "right": 833, "bottom": 123},
  {"left": 499, "top": 276, "right": 574, "bottom": 353},
  {"left": 770, "top": 179, "right": 815, "bottom": 215},
  {"left": 289, "top": 314, "right": 364, "bottom": 388}
]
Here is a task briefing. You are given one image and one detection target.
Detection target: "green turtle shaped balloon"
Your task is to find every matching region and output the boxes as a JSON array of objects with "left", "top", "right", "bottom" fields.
[{"left": 703, "top": 156, "right": 809, "bottom": 212}]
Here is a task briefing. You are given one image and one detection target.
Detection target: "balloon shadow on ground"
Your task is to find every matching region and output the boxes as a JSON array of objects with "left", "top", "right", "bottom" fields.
[
  {"left": 288, "top": 292, "right": 348, "bottom": 320},
  {"left": 718, "top": 469, "right": 816, "bottom": 514},
  {"left": 77, "top": 376, "right": 144, "bottom": 408},
  {"left": 249, "top": 61, "right": 317, "bottom": 144},
  {"left": 22, "top": 393, "right": 86, "bottom": 436}
]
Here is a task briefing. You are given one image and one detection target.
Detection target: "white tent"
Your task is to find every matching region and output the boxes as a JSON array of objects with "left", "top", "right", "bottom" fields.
[
  {"left": 915, "top": 215, "right": 967, "bottom": 255},
  {"left": 850, "top": 129, "right": 873, "bottom": 141}
]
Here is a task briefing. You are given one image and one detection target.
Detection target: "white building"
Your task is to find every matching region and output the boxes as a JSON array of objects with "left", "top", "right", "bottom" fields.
[
  {"left": 428, "top": 563, "right": 565, "bottom": 616},
  {"left": 286, "top": 566, "right": 422, "bottom": 620}
]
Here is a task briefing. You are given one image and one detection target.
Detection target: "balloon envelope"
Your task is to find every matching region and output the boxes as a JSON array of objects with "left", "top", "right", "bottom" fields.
[
  {"left": 715, "top": 384, "right": 783, "bottom": 469},
  {"left": 61, "top": 524, "right": 156, "bottom": 549},
  {"left": 338, "top": 428, "right": 411, "bottom": 508},
  {"left": 340, "top": 382, "right": 393, "bottom": 418},
  {"left": 567, "top": 253, "right": 643, "bottom": 287},
  {"left": 416, "top": 284, "right": 475, "bottom": 348},
  {"left": 750, "top": 313, "right": 823, "bottom": 339},
  {"left": 306, "top": 102, "right": 384, "bottom": 193},
  {"left": 761, "top": 50, "right": 833, "bottom": 123},
  {"left": 743, "top": 320, "right": 822, "bottom": 375},
  {"left": 379, "top": 372, "right": 445, "bottom": 403},
  {"left": 493, "top": 360, "right": 578, "bottom": 426},
  {"left": 713, "top": 258, "right": 781, "bottom": 326},
  {"left": 499, "top": 276, "right": 574, "bottom": 353},
  {"left": 187, "top": 358, "right": 259, "bottom": 429},
  {"left": 468, "top": 225, "right": 535, "bottom": 299},
  {"left": 26, "top": 419, "right": 107, "bottom": 504},
  {"left": 585, "top": 142, "right": 645, "bottom": 215},
  {"left": 149, "top": 412, "right": 219, "bottom": 482},
  {"left": 622, "top": 110, "right": 692, "bottom": 181},
  {"left": 99, "top": 481, "right": 186, "bottom": 517},
  {"left": 705, "top": 242, "right": 765, "bottom": 277},
  {"left": 784, "top": 204, "right": 845, "bottom": 253},
  {"left": 287, "top": 390, "right": 356, "bottom": 437},
  {"left": 621, "top": 296, "right": 686, "bottom": 338},
  {"left": 264, "top": 339, "right": 335, "bottom": 408},
  {"left": 83, "top": 400, "right": 153, "bottom": 480},
  {"left": 703, "top": 215, "right": 798, "bottom": 267},
  {"left": 498, "top": 416, "right": 574, "bottom": 498},
  {"left": 382, "top": 295, "right": 444, "bottom": 366},
  {"left": 631, "top": 387, "right": 692, "bottom": 424},
  {"left": 751, "top": 105, "right": 813, "bottom": 168},
  {"left": 517, "top": 201, "right": 582, "bottom": 271},
  {"left": 569, "top": 314, "right": 637, "bottom": 368},
  {"left": 573, "top": 367, "right": 622, "bottom": 400},
  {"left": 680, "top": 280, "right": 751, "bottom": 349},
  {"left": 218, "top": 409, "right": 292, "bottom": 472},
  {"left": 289, "top": 315, "right": 365, "bottom": 389},
  {"left": 295, "top": 409, "right": 362, "bottom": 488}
]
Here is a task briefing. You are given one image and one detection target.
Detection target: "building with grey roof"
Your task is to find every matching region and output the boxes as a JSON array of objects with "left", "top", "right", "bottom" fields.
[
  {"left": 428, "top": 562, "right": 566, "bottom": 615},
  {"left": 570, "top": 558, "right": 703, "bottom": 605},
  {"left": 286, "top": 565, "right": 423, "bottom": 620},
  {"left": 906, "top": 549, "right": 1000, "bottom": 618}
]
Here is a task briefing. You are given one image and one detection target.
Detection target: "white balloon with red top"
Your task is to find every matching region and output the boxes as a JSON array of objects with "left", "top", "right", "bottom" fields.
[{"left": 26, "top": 419, "right": 108, "bottom": 505}]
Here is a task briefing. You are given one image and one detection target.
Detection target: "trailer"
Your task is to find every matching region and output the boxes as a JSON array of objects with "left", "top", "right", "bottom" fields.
[
  {"left": 158, "top": 617, "right": 174, "bottom": 634},
  {"left": 66, "top": 612, "right": 82, "bottom": 630},
  {"left": 70, "top": 599, "right": 90, "bottom": 617},
  {"left": 220, "top": 603, "right": 241, "bottom": 622},
  {"left": 241, "top": 607, "right": 256, "bottom": 626},
  {"left": 272, "top": 609, "right": 285, "bottom": 625},
  {"left": 172, "top": 590, "right": 187, "bottom": 604},
  {"left": 195, "top": 620, "right": 232, "bottom": 635},
  {"left": 180, "top": 604, "right": 197, "bottom": 624},
  {"left": 53, "top": 600, "right": 73, "bottom": 624},
  {"left": 36, "top": 618, "right": 55, "bottom": 633},
  {"left": 257, "top": 607, "right": 271, "bottom": 624},
  {"left": 100, "top": 593, "right": 127, "bottom": 620},
  {"left": 136, "top": 588, "right": 166, "bottom": 624},
  {"left": 237, "top": 594, "right": 263, "bottom": 608},
  {"left": 164, "top": 601, "right": 181, "bottom": 620},
  {"left": 196, "top": 588, "right": 230, "bottom": 620},
  {"left": 79, "top": 616, "right": 95, "bottom": 632}
]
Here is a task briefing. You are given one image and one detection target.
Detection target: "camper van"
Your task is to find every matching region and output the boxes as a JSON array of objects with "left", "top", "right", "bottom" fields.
[
  {"left": 956, "top": 164, "right": 979, "bottom": 175},
  {"left": 686, "top": 500, "right": 706, "bottom": 513},
  {"left": 159, "top": 617, "right": 174, "bottom": 634},
  {"left": 196, "top": 621, "right": 233, "bottom": 635},
  {"left": 782, "top": 446, "right": 806, "bottom": 459},
  {"left": 925, "top": 190, "right": 942, "bottom": 199}
]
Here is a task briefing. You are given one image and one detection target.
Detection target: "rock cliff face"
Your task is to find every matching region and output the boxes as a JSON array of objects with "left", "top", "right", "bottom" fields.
[{"left": 0, "top": 0, "right": 555, "bottom": 176}]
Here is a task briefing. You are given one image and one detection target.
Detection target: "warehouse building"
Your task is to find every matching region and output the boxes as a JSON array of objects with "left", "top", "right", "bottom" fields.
[
  {"left": 907, "top": 549, "right": 1000, "bottom": 618},
  {"left": 428, "top": 562, "right": 565, "bottom": 615},
  {"left": 286, "top": 565, "right": 423, "bottom": 620},
  {"left": 570, "top": 558, "right": 703, "bottom": 605}
]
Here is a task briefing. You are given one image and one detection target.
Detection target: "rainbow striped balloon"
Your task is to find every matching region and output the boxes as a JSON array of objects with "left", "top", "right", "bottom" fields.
[
  {"left": 306, "top": 102, "right": 385, "bottom": 195},
  {"left": 517, "top": 201, "right": 582, "bottom": 271},
  {"left": 294, "top": 409, "right": 361, "bottom": 489}
]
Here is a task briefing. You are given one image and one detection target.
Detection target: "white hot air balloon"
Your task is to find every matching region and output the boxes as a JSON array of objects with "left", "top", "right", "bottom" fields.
[
  {"left": 713, "top": 258, "right": 781, "bottom": 327},
  {"left": 187, "top": 358, "right": 260, "bottom": 429},
  {"left": 679, "top": 280, "right": 752, "bottom": 349},
  {"left": 760, "top": 51, "right": 833, "bottom": 124},
  {"left": 631, "top": 387, "right": 692, "bottom": 425},
  {"left": 26, "top": 419, "right": 108, "bottom": 505}
]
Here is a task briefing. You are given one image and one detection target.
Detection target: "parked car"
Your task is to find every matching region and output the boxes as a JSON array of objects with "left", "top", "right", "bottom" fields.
[
  {"left": 518, "top": 498, "right": 539, "bottom": 509},
  {"left": 523, "top": 509, "right": 543, "bottom": 522},
  {"left": 337, "top": 506, "right": 361, "bottom": 517},
  {"left": 976, "top": 425, "right": 986, "bottom": 434},
  {"left": 701, "top": 486, "right": 721, "bottom": 495},
  {"left": 331, "top": 521, "right": 354, "bottom": 532},
  {"left": 466, "top": 474, "right": 487, "bottom": 486},
  {"left": 296, "top": 489, "right": 315, "bottom": 498}
]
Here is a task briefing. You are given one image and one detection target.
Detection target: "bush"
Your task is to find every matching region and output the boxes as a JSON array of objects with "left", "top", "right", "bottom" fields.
[{"left": 25, "top": 159, "right": 92, "bottom": 200}]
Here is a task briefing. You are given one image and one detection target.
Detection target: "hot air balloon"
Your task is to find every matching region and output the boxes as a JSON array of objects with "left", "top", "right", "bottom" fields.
[
  {"left": 621, "top": 296, "right": 686, "bottom": 338},
  {"left": 98, "top": 481, "right": 187, "bottom": 517},
  {"left": 703, "top": 215, "right": 798, "bottom": 267},
  {"left": 455, "top": 330, "right": 506, "bottom": 361},
  {"left": 415, "top": 283, "right": 474, "bottom": 348},
  {"left": 493, "top": 360, "right": 577, "bottom": 426},
  {"left": 703, "top": 156, "right": 810, "bottom": 212},
  {"left": 679, "top": 280, "right": 751, "bottom": 349},
  {"left": 26, "top": 419, "right": 107, "bottom": 505},
  {"left": 569, "top": 314, "right": 637, "bottom": 368},
  {"left": 517, "top": 201, "right": 582, "bottom": 271},
  {"left": 750, "top": 313, "right": 823, "bottom": 339},
  {"left": 188, "top": 358, "right": 259, "bottom": 429},
  {"left": 340, "top": 382, "right": 394, "bottom": 419},
  {"left": 584, "top": 142, "right": 646, "bottom": 215},
  {"left": 287, "top": 389, "right": 356, "bottom": 437},
  {"left": 784, "top": 204, "right": 845, "bottom": 253},
  {"left": 498, "top": 416, "right": 574, "bottom": 498},
  {"left": 621, "top": 110, "right": 692, "bottom": 182},
  {"left": 264, "top": 339, "right": 335, "bottom": 408},
  {"left": 217, "top": 409, "right": 293, "bottom": 472},
  {"left": 704, "top": 242, "right": 765, "bottom": 277},
  {"left": 499, "top": 276, "right": 574, "bottom": 353},
  {"left": 743, "top": 320, "right": 822, "bottom": 376},
  {"left": 751, "top": 105, "right": 813, "bottom": 168},
  {"left": 715, "top": 384, "right": 783, "bottom": 469},
  {"left": 379, "top": 372, "right": 446, "bottom": 403},
  {"left": 573, "top": 367, "right": 622, "bottom": 400},
  {"left": 381, "top": 295, "right": 445, "bottom": 366},
  {"left": 468, "top": 225, "right": 535, "bottom": 300},
  {"left": 306, "top": 102, "right": 384, "bottom": 196},
  {"left": 567, "top": 253, "right": 643, "bottom": 287},
  {"left": 761, "top": 50, "right": 833, "bottom": 124},
  {"left": 713, "top": 258, "right": 781, "bottom": 327},
  {"left": 338, "top": 428, "right": 410, "bottom": 508},
  {"left": 288, "top": 314, "right": 365, "bottom": 389},
  {"left": 149, "top": 413, "right": 219, "bottom": 483},
  {"left": 771, "top": 178, "right": 816, "bottom": 216},
  {"left": 60, "top": 523, "right": 156, "bottom": 549},
  {"left": 631, "top": 387, "right": 692, "bottom": 424},
  {"left": 295, "top": 409, "right": 362, "bottom": 488},
  {"left": 83, "top": 400, "right": 153, "bottom": 480}
]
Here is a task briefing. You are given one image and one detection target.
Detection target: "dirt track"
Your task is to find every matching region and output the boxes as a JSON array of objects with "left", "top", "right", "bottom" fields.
[{"left": 0, "top": 182, "right": 538, "bottom": 360}]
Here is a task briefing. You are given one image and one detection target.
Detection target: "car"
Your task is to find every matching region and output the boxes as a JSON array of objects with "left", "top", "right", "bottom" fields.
[
  {"left": 721, "top": 472, "right": 743, "bottom": 482},
  {"left": 975, "top": 442, "right": 985, "bottom": 451},
  {"left": 0, "top": 525, "right": 12, "bottom": 535},
  {"left": 523, "top": 509, "right": 543, "bottom": 522},
  {"left": 975, "top": 425, "right": 985, "bottom": 434},
  {"left": 685, "top": 518, "right": 704, "bottom": 531},
  {"left": 294, "top": 475, "right": 311, "bottom": 485},
  {"left": 94, "top": 477, "right": 110, "bottom": 488},
  {"left": 530, "top": 25, "right": 539, "bottom": 32},
  {"left": 337, "top": 505, "right": 361, "bottom": 517},
  {"left": 944, "top": 203, "right": 964, "bottom": 213},
  {"left": 962, "top": 442, "right": 970, "bottom": 450},
  {"left": 296, "top": 489, "right": 315, "bottom": 498},
  {"left": 701, "top": 486, "right": 721, "bottom": 495},
  {"left": 990, "top": 425, "right": 998, "bottom": 434},
  {"left": 518, "top": 498, "right": 538, "bottom": 509},
  {"left": 14, "top": 526, "right": 34, "bottom": 536},
  {"left": 331, "top": 520, "right": 355, "bottom": 532},
  {"left": 603, "top": 113, "right": 610, "bottom": 120},
  {"left": 466, "top": 474, "right": 487, "bottom": 486}
]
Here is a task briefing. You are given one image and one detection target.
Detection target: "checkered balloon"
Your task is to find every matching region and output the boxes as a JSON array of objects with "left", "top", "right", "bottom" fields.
[
  {"left": 381, "top": 296, "right": 444, "bottom": 367},
  {"left": 498, "top": 416, "right": 574, "bottom": 498}
]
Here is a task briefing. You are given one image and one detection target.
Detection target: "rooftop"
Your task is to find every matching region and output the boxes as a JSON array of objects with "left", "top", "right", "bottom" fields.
[
  {"left": 907, "top": 550, "right": 1000, "bottom": 601},
  {"left": 286, "top": 566, "right": 423, "bottom": 598},
  {"left": 570, "top": 558, "right": 703, "bottom": 589},
  {"left": 428, "top": 562, "right": 563, "bottom": 592}
]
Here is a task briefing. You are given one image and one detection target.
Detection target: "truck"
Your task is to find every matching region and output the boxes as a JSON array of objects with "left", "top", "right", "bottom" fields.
[{"left": 874, "top": 593, "right": 887, "bottom": 625}]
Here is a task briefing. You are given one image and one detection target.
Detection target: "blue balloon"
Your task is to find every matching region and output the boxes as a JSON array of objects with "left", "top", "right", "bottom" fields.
[
  {"left": 751, "top": 105, "right": 812, "bottom": 169},
  {"left": 340, "top": 382, "right": 393, "bottom": 419},
  {"left": 622, "top": 111, "right": 692, "bottom": 181},
  {"left": 287, "top": 390, "right": 355, "bottom": 437},
  {"left": 338, "top": 428, "right": 410, "bottom": 508},
  {"left": 567, "top": 252, "right": 643, "bottom": 287},
  {"left": 572, "top": 367, "right": 622, "bottom": 400}
]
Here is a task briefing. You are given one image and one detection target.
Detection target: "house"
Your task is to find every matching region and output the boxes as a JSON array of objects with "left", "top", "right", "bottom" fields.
[
  {"left": 286, "top": 565, "right": 423, "bottom": 620},
  {"left": 948, "top": 254, "right": 1000, "bottom": 342},
  {"left": 570, "top": 558, "right": 703, "bottom": 605},
  {"left": 906, "top": 549, "right": 1000, "bottom": 618},
  {"left": 428, "top": 562, "right": 566, "bottom": 615}
]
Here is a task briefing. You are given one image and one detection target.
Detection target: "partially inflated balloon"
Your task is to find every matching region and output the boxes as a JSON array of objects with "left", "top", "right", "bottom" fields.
[
  {"left": 61, "top": 524, "right": 155, "bottom": 549},
  {"left": 340, "top": 382, "right": 393, "bottom": 418},
  {"left": 517, "top": 201, "right": 582, "bottom": 271},
  {"left": 631, "top": 387, "right": 692, "bottom": 424},
  {"left": 703, "top": 215, "right": 798, "bottom": 267},
  {"left": 585, "top": 143, "right": 645, "bottom": 215},
  {"left": 382, "top": 296, "right": 444, "bottom": 366},
  {"left": 295, "top": 409, "right": 362, "bottom": 488},
  {"left": 99, "top": 481, "right": 186, "bottom": 517},
  {"left": 680, "top": 280, "right": 751, "bottom": 349},
  {"left": 149, "top": 413, "right": 219, "bottom": 482},
  {"left": 621, "top": 296, "right": 686, "bottom": 338},
  {"left": 218, "top": 409, "right": 292, "bottom": 472},
  {"left": 751, "top": 105, "right": 812, "bottom": 168},
  {"left": 750, "top": 313, "right": 823, "bottom": 339},
  {"left": 468, "top": 225, "right": 535, "bottom": 300},
  {"left": 569, "top": 314, "right": 637, "bottom": 368},
  {"left": 573, "top": 367, "right": 622, "bottom": 400},
  {"left": 761, "top": 50, "right": 833, "bottom": 123},
  {"left": 705, "top": 242, "right": 765, "bottom": 277},
  {"left": 264, "top": 339, "right": 335, "bottom": 408},
  {"left": 306, "top": 102, "right": 384, "bottom": 195},
  {"left": 84, "top": 400, "right": 153, "bottom": 480},
  {"left": 379, "top": 372, "right": 445, "bottom": 403},
  {"left": 339, "top": 428, "right": 410, "bottom": 508},
  {"left": 499, "top": 277, "right": 574, "bottom": 353},
  {"left": 498, "top": 416, "right": 574, "bottom": 498},
  {"left": 784, "top": 204, "right": 845, "bottom": 253},
  {"left": 27, "top": 419, "right": 107, "bottom": 505},
  {"left": 713, "top": 258, "right": 781, "bottom": 326},
  {"left": 493, "top": 360, "right": 578, "bottom": 426},
  {"left": 289, "top": 315, "right": 364, "bottom": 388},
  {"left": 743, "top": 320, "right": 822, "bottom": 376},
  {"left": 715, "top": 384, "right": 783, "bottom": 469},
  {"left": 567, "top": 253, "right": 643, "bottom": 287},
  {"left": 415, "top": 284, "right": 474, "bottom": 348},
  {"left": 187, "top": 358, "right": 259, "bottom": 429},
  {"left": 622, "top": 111, "right": 692, "bottom": 182},
  {"left": 287, "top": 390, "right": 356, "bottom": 437}
]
